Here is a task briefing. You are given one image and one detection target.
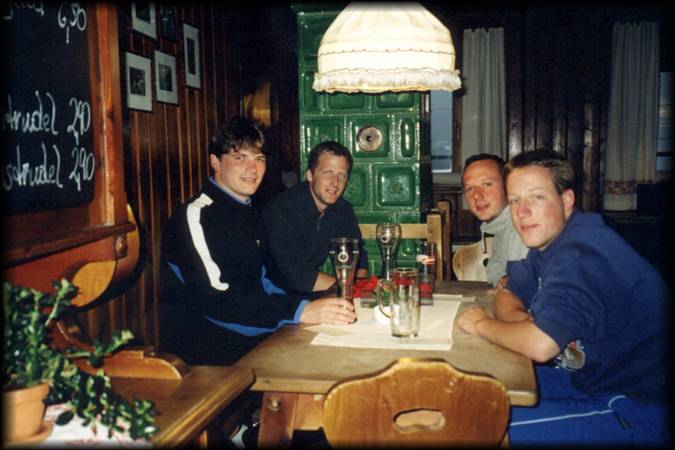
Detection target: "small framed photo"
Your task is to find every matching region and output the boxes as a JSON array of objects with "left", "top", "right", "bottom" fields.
[
  {"left": 154, "top": 50, "right": 178, "bottom": 105},
  {"left": 131, "top": 2, "right": 156, "bottom": 39},
  {"left": 158, "top": 3, "right": 177, "bottom": 41},
  {"left": 125, "top": 52, "right": 153, "bottom": 111},
  {"left": 183, "top": 23, "right": 201, "bottom": 89}
]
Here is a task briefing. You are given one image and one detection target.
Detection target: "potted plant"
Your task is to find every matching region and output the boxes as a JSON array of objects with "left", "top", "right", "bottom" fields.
[{"left": 3, "top": 278, "right": 158, "bottom": 445}]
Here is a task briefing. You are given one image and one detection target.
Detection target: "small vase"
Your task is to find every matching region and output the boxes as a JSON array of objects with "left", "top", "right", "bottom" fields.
[{"left": 2, "top": 382, "right": 50, "bottom": 445}]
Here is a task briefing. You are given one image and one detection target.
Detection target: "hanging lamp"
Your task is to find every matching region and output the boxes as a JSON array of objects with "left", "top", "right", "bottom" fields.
[{"left": 313, "top": 2, "right": 461, "bottom": 94}]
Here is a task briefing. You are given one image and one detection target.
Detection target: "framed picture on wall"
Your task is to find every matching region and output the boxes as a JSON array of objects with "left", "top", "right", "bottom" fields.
[
  {"left": 131, "top": 2, "right": 156, "bottom": 39},
  {"left": 158, "top": 3, "right": 177, "bottom": 41},
  {"left": 183, "top": 23, "right": 201, "bottom": 89},
  {"left": 154, "top": 50, "right": 178, "bottom": 105},
  {"left": 125, "top": 52, "right": 152, "bottom": 111}
]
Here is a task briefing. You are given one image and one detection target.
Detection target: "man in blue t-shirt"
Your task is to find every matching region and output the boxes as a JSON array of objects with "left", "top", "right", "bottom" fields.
[{"left": 457, "top": 149, "right": 669, "bottom": 446}]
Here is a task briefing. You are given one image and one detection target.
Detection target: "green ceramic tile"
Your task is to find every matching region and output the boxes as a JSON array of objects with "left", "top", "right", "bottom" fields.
[
  {"left": 343, "top": 164, "right": 369, "bottom": 208},
  {"left": 326, "top": 92, "right": 368, "bottom": 111},
  {"left": 398, "top": 117, "right": 418, "bottom": 159},
  {"left": 374, "top": 92, "right": 419, "bottom": 111},
  {"left": 299, "top": 70, "right": 320, "bottom": 112},
  {"left": 300, "top": 116, "right": 344, "bottom": 169},
  {"left": 297, "top": 14, "right": 336, "bottom": 65},
  {"left": 374, "top": 165, "right": 418, "bottom": 209}
]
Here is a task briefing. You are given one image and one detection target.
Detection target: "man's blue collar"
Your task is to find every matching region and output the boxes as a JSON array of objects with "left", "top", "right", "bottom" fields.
[{"left": 209, "top": 177, "right": 251, "bottom": 206}]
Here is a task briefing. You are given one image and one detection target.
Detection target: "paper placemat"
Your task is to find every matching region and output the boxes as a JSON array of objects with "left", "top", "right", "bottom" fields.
[
  {"left": 358, "top": 293, "right": 474, "bottom": 307},
  {"left": 433, "top": 293, "right": 475, "bottom": 302},
  {"left": 307, "top": 301, "right": 461, "bottom": 351}
]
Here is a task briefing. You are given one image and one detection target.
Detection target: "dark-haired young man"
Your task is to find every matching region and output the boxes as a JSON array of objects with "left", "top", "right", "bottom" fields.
[
  {"left": 462, "top": 153, "right": 528, "bottom": 287},
  {"left": 161, "top": 118, "right": 355, "bottom": 366},
  {"left": 263, "top": 141, "right": 368, "bottom": 296},
  {"left": 457, "top": 149, "right": 669, "bottom": 446}
]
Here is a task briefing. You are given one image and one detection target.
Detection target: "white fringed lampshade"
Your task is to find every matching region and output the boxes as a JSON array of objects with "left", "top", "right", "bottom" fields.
[{"left": 313, "top": 2, "right": 461, "bottom": 94}]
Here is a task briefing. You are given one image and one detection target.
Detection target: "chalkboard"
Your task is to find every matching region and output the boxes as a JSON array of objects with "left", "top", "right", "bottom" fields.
[{"left": 2, "top": 3, "right": 96, "bottom": 215}]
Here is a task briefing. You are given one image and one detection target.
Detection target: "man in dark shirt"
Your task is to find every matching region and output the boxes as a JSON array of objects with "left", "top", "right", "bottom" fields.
[
  {"left": 263, "top": 141, "right": 368, "bottom": 296},
  {"left": 457, "top": 149, "right": 669, "bottom": 446},
  {"left": 161, "top": 119, "right": 355, "bottom": 365}
]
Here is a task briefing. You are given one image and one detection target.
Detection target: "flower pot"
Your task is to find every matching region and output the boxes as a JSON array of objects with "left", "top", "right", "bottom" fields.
[{"left": 2, "top": 382, "right": 50, "bottom": 445}]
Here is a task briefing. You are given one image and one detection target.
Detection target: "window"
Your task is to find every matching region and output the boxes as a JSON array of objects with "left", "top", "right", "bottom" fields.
[
  {"left": 430, "top": 90, "right": 453, "bottom": 173},
  {"left": 656, "top": 72, "right": 672, "bottom": 173}
]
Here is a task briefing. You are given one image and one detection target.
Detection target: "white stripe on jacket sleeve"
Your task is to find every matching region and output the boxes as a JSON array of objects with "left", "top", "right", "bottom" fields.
[{"left": 187, "top": 193, "right": 230, "bottom": 291}]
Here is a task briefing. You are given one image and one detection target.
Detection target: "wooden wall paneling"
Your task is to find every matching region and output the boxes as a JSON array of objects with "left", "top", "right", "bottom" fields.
[
  {"left": 209, "top": 8, "right": 224, "bottom": 133},
  {"left": 564, "top": 13, "right": 585, "bottom": 209},
  {"left": 550, "top": 13, "right": 569, "bottom": 155},
  {"left": 505, "top": 12, "right": 523, "bottom": 158},
  {"left": 521, "top": 11, "right": 537, "bottom": 152},
  {"left": 582, "top": 99, "right": 599, "bottom": 212},
  {"left": 197, "top": 6, "right": 209, "bottom": 191},
  {"left": 182, "top": 5, "right": 195, "bottom": 200},
  {"left": 183, "top": 85, "right": 194, "bottom": 199},
  {"left": 596, "top": 100, "right": 609, "bottom": 211},
  {"left": 534, "top": 13, "right": 553, "bottom": 151},
  {"left": 167, "top": 109, "right": 182, "bottom": 212},
  {"left": 202, "top": 5, "right": 215, "bottom": 164}
]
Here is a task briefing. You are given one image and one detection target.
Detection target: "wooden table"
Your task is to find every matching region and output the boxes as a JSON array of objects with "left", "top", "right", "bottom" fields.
[
  {"left": 111, "top": 366, "right": 254, "bottom": 447},
  {"left": 234, "top": 281, "right": 537, "bottom": 447}
]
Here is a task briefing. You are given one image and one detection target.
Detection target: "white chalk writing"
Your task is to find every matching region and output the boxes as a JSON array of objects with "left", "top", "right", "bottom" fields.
[
  {"left": 2, "top": 92, "right": 59, "bottom": 136},
  {"left": 57, "top": 2, "right": 86, "bottom": 44},
  {"left": 2, "top": 2, "right": 45, "bottom": 21},
  {"left": 67, "top": 146, "right": 94, "bottom": 191},
  {"left": 66, "top": 97, "right": 90, "bottom": 145},
  {"left": 2, "top": 143, "right": 63, "bottom": 190}
]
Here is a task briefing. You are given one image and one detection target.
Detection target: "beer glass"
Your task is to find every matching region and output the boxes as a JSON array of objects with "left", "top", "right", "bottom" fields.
[
  {"left": 376, "top": 267, "right": 420, "bottom": 337},
  {"left": 375, "top": 222, "right": 401, "bottom": 280},
  {"left": 329, "top": 238, "right": 360, "bottom": 306}
]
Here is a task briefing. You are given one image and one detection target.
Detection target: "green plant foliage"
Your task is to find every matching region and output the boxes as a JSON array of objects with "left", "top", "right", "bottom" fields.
[{"left": 3, "top": 279, "right": 157, "bottom": 440}]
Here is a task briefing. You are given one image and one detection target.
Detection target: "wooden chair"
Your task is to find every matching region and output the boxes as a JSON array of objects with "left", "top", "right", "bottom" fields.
[
  {"left": 359, "top": 212, "right": 444, "bottom": 280},
  {"left": 452, "top": 236, "right": 494, "bottom": 282},
  {"left": 435, "top": 200, "right": 453, "bottom": 280},
  {"left": 322, "top": 358, "right": 510, "bottom": 447}
]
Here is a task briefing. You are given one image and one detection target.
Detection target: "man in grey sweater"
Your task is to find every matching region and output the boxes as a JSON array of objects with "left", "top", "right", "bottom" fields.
[{"left": 462, "top": 154, "right": 528, "bottom": 287}]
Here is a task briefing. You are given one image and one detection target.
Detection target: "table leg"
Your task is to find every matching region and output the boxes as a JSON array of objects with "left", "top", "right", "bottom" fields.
[{"left": 258, "top": 392, "right": 298, "bottom": 448}]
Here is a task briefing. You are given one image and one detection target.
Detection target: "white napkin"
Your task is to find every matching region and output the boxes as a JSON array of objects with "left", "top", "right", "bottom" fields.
[{"left": 307, "top": 301, "right": 461, "bottom": 351}]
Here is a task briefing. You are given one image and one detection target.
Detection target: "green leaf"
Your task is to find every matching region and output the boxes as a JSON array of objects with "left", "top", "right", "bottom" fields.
[{"left": 55, "top": 410, "right": 75, "bottom": 426}]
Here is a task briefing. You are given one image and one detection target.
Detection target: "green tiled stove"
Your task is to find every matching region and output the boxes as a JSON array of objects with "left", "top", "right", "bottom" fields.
[{"left": 294, "top": 5, "right": 433, "bottom": 276}]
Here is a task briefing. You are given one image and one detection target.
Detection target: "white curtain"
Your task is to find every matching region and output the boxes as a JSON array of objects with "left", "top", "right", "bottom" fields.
[
  {"left": 460, "top": 27, "right": 506, "bottom": 166},
  {"left": 603, "top": 22, "right": 659, "bottom": 211}
]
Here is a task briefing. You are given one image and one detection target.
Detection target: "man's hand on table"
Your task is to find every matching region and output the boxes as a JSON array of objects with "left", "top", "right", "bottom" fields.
[
  {"left": 300, "top": 297, "right": 356, "bottom": 324},
  {"left": 456, "top": 306, "right": 489, "bottom": 336},
  {"left": 486, "top": 276, "right": 509, "bottom": 296}
]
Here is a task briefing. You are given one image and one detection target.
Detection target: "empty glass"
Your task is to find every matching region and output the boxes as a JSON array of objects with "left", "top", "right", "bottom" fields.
[
  {"left": 376, "top": 267, "right": 420, "bottom": 337},
  {"left": 375, "top": 223, "right": 402, "bottom": 280}
]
